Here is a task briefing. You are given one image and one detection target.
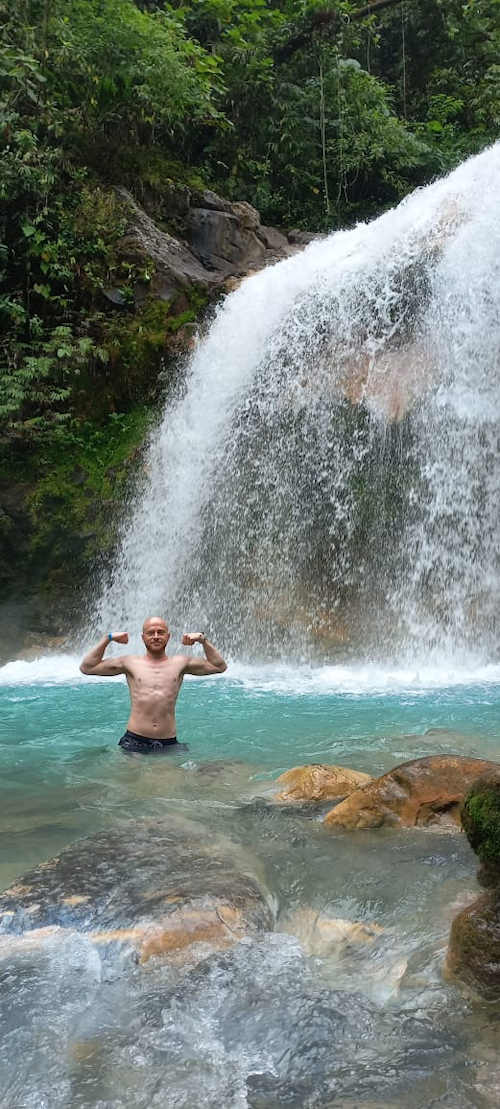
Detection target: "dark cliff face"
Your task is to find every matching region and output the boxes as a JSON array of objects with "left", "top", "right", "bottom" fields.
[{"left": 0, "top": 189, "right": 305, "bottom": 660}]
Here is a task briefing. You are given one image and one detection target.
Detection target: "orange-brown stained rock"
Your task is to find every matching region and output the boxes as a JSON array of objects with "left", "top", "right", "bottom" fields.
[
  {"left": 275, "top": 764, "right": 372, "bottom": 803},
  {"left": 445, "top": 890, "right": 500, "bottom": 1000},
  {"left": 323, "top": 755, "right": 500, "bottom": 831},
  {"left": 92, "top": 905, "right": 246, "bottom": 963}
]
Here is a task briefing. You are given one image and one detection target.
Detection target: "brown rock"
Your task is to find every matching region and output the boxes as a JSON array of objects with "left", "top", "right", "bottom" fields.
[
  {"left": 323, "top": 755, "right": 500, "bottom": 831},
  {"left": 231, "top": 200, "right": 260, "bottom": 231},
  {"left": 280, "top": 907, "right": 383, "bottom": 956},
  {"left": 0, "top": 819, "right": 274, "bottom": 970},
  {"left": 445, "top": 890, "right": 500, "bottom": 1000},
  {"left": 275, "top": 764, "right": 372, "bottom": 803}
]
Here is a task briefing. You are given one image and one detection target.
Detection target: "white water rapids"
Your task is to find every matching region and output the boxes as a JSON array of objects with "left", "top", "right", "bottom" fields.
[{"left": 96, "top": 145, "right": 500, "bottom": 663}]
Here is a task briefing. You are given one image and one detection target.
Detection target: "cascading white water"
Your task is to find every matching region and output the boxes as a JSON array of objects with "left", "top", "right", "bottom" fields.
[{"left": 97, "top": 145, "right": 500, "bottom": 662}]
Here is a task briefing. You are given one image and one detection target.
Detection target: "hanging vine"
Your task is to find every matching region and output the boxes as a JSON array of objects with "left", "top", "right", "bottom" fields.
[{"left": 318, "top": 52, "right": 331, "bottom": 222}]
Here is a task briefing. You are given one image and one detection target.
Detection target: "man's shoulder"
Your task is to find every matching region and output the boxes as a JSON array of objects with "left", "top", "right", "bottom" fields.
[{"left": 169, "top": 653, "right": 191, "bottom": 667}]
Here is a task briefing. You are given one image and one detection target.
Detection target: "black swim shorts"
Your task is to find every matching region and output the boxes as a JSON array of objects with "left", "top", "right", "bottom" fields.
[{"left": 118, "top": 730, "right": 189, "bottom": 755}]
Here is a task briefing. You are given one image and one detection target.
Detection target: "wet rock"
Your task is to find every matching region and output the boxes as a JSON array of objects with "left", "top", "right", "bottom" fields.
[
  {"left": 324, "top": 756, "right": 500, "bottom": 831},
  {"left": 274, "top": 763, "right": 372, "bottom": 803},
  {"left": 279, "top": 907, "right": 383, "bottom": 956},
  {"left": 461, "top": 771, "right": 500, "bottom": 885},
  {"left": 446, "top": 890, "right": 500, "bottom": 1000},
  {"left": 0, "top": 817, "right": 274, "bottom": 965},
  {"left": 445, "top": 773, "right": 500, "bottom": 998}
]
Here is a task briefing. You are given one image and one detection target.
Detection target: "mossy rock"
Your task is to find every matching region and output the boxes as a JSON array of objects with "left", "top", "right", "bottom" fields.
[
  {"left": 462, "top": 773, "right": 500, "bottom": 880},
  {"left": 446, "top": 890, "right": 500, "bottom": 1000}
]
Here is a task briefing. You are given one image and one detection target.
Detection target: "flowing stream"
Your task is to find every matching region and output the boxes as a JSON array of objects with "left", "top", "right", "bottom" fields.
[{"left": 2, "top": 147, "right": 500, "bottom": 1107}]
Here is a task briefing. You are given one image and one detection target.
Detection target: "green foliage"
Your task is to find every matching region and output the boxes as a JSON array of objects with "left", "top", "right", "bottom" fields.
[{"left": 1, "top": 0, "right": 498, "bottom": 444}]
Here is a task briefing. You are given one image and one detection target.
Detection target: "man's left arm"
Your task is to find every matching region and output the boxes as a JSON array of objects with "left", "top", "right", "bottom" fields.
[{"left": 181, "top": 633, "right": 227, "bottom": 675}]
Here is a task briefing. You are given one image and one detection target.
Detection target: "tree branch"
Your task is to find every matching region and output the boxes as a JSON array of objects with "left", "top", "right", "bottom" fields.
[{"left": 274, "top": 0, "right": 405, "bottom": 64}]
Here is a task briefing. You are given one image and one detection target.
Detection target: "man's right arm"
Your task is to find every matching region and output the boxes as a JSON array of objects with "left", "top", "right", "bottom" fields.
[{"left": 79, "top": 633, "right": 129, "bottom": 676}]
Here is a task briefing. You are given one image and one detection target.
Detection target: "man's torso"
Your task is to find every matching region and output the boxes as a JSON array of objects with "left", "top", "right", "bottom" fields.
[{"left": 124, "top": 654, "right": 187, "bottom": 739}]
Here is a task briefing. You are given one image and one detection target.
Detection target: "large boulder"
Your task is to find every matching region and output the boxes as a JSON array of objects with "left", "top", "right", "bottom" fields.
[
  {"left": 446, "top": 891, "right": 500, "bottom": 1000},
  {"left": 116, "top": 188, "right": 221, "bottom": 302},
  {"left": 446, "top": 772, "right": 500, "bottom": 998},
  {"left": 274, "top": 764, "right": 372, "bottom": 803},
  {"left": 323, "top": 756, "right": 500, "bottom": 831},
  {"left": 186, "top": 206, "right": 266, "bottom": 273},
  {"left": 0, "top": 817, "right": 274, "bottom": 965},
  {"left": 115, "top": 187, "right": 297, "bottom": 304}
]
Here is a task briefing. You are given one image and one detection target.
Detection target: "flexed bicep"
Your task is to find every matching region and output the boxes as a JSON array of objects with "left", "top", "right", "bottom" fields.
[{"left": 79, "top": 634, "right": 129, "bottom": 676}]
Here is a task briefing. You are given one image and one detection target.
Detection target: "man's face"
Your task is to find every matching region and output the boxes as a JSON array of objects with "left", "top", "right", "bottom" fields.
[{"left": 142, "top": 619, "right": 170, "bottom": 654}]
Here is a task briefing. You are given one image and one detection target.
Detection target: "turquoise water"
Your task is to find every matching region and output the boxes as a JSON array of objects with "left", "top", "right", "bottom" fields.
[
  {"left": 2, "top": 659, "right": 500, "bottom": 885},
  {"left": 2, "top": 657, "right": 500, "bottom": 1107}
]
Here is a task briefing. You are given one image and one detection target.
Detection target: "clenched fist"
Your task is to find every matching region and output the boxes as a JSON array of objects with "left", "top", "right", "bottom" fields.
[
  {"left": 111, "top": 632, "right": 129, "bottom": 644},
  {"left": 182, "top": 632, "right": 206, "bottom": 647}
]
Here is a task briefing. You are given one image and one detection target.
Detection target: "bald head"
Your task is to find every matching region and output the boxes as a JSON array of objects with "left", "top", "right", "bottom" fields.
[{"left": 143, "top": 616, "right": 168, "bottom": 633}]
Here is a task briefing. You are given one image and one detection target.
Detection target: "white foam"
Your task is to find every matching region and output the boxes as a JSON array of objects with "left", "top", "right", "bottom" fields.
[
  {"left": 0, "top": 654, "right": 124, "bottom": 686},
  {"left": 2, "top": 652, "right": 500, "bottom": 694},
  {"left": 226, "top": 660, "right": 500, "bottom": 696}
]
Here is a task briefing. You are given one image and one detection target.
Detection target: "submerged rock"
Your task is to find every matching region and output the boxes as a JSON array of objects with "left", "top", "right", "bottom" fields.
[
  {"left": 0, "top": 817, "right": 274, "bottom": 965},
  {"left": 274, "top": 763, "right": 372, "bottom": 803},
  {"left": 324, "top": 755, "right": 500, "bottom": 831},
  {"left": 279, "top": 907, "right": 383, "bottom": 956},
  {"left": 446, "top": 772, "right": 500, "bottom": 999}
]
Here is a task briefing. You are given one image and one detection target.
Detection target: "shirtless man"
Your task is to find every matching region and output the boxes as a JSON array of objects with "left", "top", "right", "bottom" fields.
[{"left": 79, "top": 617, "right": 227, "bottom": 754}]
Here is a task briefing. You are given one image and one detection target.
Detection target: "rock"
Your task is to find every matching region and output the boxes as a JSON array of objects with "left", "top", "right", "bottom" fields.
[
  {"left": 190, "top": 188, "right": 233, "bottom": 213},
  {"left": 274, "top": 764, "right": 373, "bottom": 803},
  {"left": 446, "top": 891, "right": 500, "bottom": 1000},
  {"left": 16, "top": 632, "right": 68, "bottom": 660},
  {"left": 187, "top": 207, "right": 266, "bottom": 272},
  {"left": 461, "top": 772, "right": 500, "bottom": 885},
  {"left": 116, "top": 188, "right": 220, "bottom": 301},
  {"left": 323, "top": 755, "right": 500, "bottom": 831},
  {"left": 445, "top": 772, "right": 500, "bottom": 998},
  {"left": 0, "top": 818, "right": 274, "bottom": 966},
  {"left": 280, "top": 907, "right": 383, "bottom": 956},
  {"left": 287, "top": 229, "right": 323, "bottom": 245},
  {"left": 116, "top": 189, "right": 297, "bottom": 301},
  {"left": 101, "top": 285, "right": 129, "bottom": 306},
  {"left": 231, "top": 200, "right": 260, "bottom": 231},
  {"left": 258, "top": 225, "right": 293, "bottom": 254}
]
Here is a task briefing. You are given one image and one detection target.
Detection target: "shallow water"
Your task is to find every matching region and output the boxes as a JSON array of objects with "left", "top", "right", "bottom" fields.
[{"left": 2, "top": 657, "right": 500, "bottom": 1107}]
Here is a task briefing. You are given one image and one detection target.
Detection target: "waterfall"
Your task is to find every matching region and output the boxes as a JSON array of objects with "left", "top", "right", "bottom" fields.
[{"left": 96, "top": 144, "right": 500, "bottom": 663}]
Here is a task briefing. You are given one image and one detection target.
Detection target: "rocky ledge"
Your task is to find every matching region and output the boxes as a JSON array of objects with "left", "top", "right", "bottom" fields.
[{"left": 113, "top": 186, "right": 315, "bottom": 308}]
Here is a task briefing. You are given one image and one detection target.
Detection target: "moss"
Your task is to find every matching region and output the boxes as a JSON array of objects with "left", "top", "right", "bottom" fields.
[
  {"left": 104, "top": 290, "right": 208, "bottom": 400},
  {"left": 0, "top": 407, "right": 152, "bottom": 619},
  {"left": 462, "top": 774, "right": 500, "bottom": 865}
]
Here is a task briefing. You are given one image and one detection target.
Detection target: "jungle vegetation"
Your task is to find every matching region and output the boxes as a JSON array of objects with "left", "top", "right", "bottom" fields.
[
  {"left": 0, "top": 1, "right": 498, "bottom": 621},
  {"left": 1, "top": 0, "right": 498, "bottom": 446}
]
